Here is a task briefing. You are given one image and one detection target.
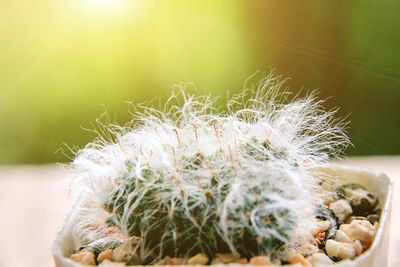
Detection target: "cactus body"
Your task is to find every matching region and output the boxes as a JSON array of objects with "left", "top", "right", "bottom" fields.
[{"left": 70, "top": 75, "right": 349, "bottom": 263}]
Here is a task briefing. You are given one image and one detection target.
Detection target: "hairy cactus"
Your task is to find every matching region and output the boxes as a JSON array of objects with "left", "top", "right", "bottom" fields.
[{"left": 70, "top": 74, "right": 349, "bottom": 264}]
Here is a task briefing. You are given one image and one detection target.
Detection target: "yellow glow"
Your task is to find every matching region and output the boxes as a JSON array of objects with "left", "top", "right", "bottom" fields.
[
  {"left": 67, "top": 0, "right": 139, "bottom": 22},
  {"left": 87, "top": 0, "right": 126, "bottom": 11}
]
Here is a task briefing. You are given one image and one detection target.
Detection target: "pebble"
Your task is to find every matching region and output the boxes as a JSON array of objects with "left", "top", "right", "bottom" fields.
[
  {"left": 325, "top": 240, "right": 356, "bottom": 260},
  {"left": 288, "top": 253, "right": 311, "bottom": 267},
  {"left": 337, "top": 184, "right": 378, "bottom": 215},
  {"left": 188, "top": 253, "right": 209, "bottom": 265},
  {"left": 345, "top": 216, "right": 368, "bottom": 224},
  {"left": 112, "top": 239, "right": 141, "bottom": 265},
  {"left": 329, "top": 199, "right": 353, "bottom": 221},
  {"left": 314, "top": 232, "right": 326, "bottom": 247},
  {"left": 211, "top": 253, "right": 239, "bottom": 264},
  {"left": 353, "top": 240, "right": 363, "bottom": 256},
  {"left": 70, "top": 251, "right": 96, "bottom": 265},
  {"left": 281, "top": 245, "right": 297, "bottom": 262},
  {"left": 298, "top": 244, "right": 319, "bottom": 256},
  {"left": 98, "top": 259, "right": 117, "bottom": 266},
  {"left": 169, "top": 257, "right": 187, "bottom": 265},
  {"left": 97, "top": 249, "right": 113, "bottom": 263},
  {"left": 235, "top": 258, "right": 248, "bottom": 264},
  {"left": 313, "top": 220, "right": 331, "bottom": 234},
  {"left": 313, "top": 220, "right": 331, "bottom": 248},
  {"left": 155, "top": 256, "right": 170, "bottom": 265},
  {"left": 339, "top": 219, "right": 376, "bottom": 247},
  {"left": 334, "top": 230, "right": 352, "bottom": 244},
  {"left": 308, "top": 253, "right": 333, "bottom": 266},
  {"left": 249, "top": 255, "right": 271, "bottom": 265}
]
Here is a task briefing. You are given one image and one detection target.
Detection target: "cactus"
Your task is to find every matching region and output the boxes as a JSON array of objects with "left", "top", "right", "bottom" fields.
[{"left": 70, "top": 74, "right": 349, "bottom": 264}]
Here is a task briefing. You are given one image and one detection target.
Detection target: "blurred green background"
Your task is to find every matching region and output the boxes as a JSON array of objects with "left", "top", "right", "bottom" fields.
[{"left": 0, "top": 0, "right": 399, "bottom": 164}]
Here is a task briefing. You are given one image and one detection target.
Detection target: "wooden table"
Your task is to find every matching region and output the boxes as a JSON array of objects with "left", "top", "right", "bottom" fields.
[{"left": 0, "top": 157, "right": 398, "bottom": 267}]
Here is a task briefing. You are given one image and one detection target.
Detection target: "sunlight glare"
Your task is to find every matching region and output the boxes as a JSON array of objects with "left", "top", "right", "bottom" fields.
[{"left": 87, "top": 0, "right": 126, "bottom": 12}]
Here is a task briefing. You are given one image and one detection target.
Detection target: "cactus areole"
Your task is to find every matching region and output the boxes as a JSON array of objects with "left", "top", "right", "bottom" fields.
[{"left": 70, "top": 75, "right": 350, "bottom": 264}]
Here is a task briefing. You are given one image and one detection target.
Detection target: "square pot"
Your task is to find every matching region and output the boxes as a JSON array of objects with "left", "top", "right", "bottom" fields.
[{"left": 53, "top": 164, "right": 393, "bottom": 267}]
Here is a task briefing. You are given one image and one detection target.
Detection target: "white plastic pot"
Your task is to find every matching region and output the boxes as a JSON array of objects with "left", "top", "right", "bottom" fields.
[{"left": 53, "top": 164, "right": 393, "bottom": 267}]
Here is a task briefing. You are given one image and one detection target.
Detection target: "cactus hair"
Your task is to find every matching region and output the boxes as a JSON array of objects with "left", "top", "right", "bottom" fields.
[{"left": 68, "top": 73, "right": 350, "bottom": 263}]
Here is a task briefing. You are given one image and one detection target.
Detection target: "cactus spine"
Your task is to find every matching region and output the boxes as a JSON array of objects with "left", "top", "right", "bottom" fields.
[{"left": 71, "top": 74, "right": 349, "bottom": 263}]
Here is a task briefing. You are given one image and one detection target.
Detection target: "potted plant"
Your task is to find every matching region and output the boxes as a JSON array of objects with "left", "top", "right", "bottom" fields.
[{"left": 53, "top": 75, "right": 392, "bottom": 267}]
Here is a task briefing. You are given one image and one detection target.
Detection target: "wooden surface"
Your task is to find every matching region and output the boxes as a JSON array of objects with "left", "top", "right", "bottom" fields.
[{"left": 0, "top": 157, "right": 398, "bottom": 267}]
